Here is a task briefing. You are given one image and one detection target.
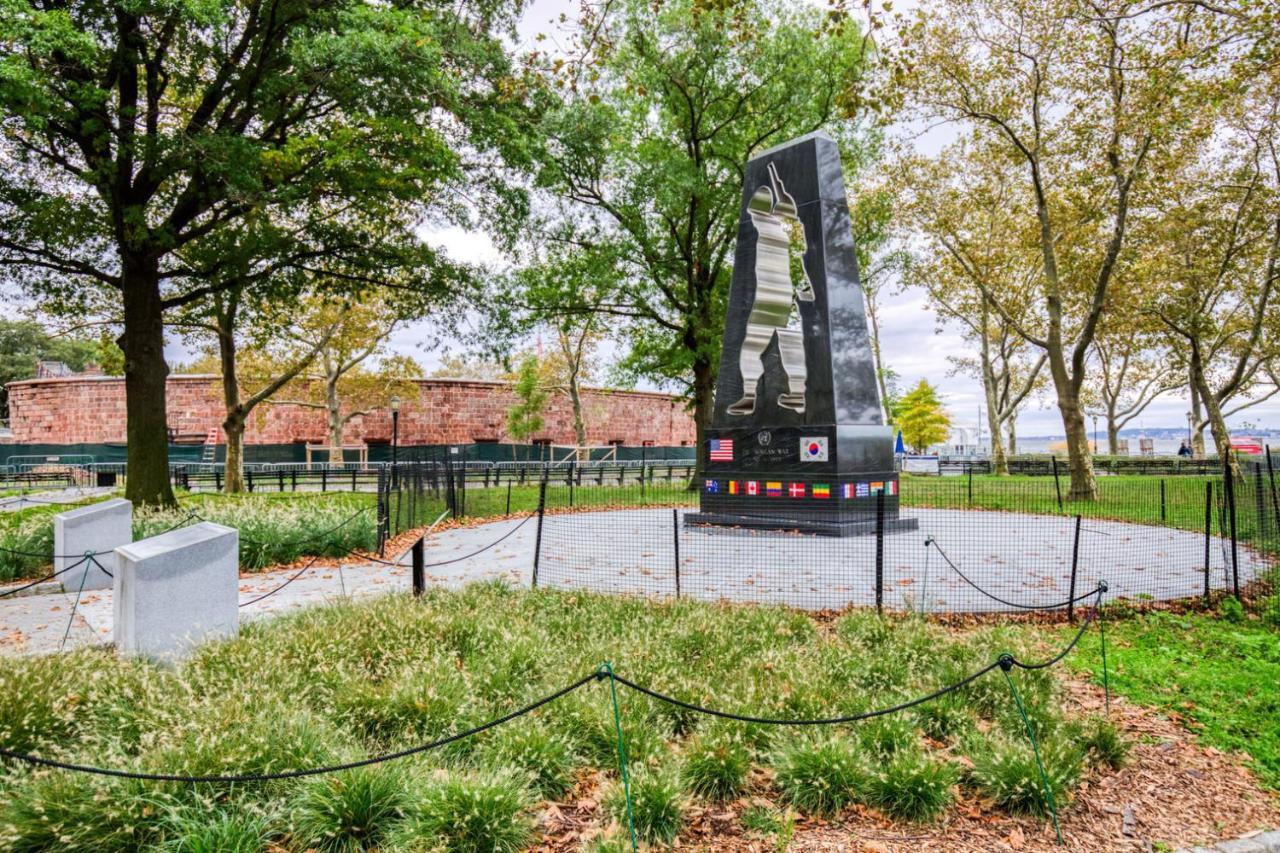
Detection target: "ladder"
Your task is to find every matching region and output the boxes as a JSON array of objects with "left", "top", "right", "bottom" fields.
[{"left": 202, "top": 428, "right": 220, "bottom": 463}]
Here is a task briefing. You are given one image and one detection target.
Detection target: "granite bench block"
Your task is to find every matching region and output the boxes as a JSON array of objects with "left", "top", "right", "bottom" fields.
[
  {"left": 113, "top": 522, "right": 239, "bottom": 659},
  {"left": 54, "top": 498, "right": 132, "bottom": 591}
]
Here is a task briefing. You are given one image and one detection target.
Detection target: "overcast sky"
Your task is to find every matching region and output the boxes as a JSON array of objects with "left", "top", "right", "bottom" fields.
[{"left": 378, "top": 0, "right": 1280, "bottom": 438}]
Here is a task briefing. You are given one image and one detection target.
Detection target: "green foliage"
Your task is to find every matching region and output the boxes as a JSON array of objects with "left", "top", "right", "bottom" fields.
[
  {"left": 160, "top": 811, "right": 271, "bottom": 853},
  {"left": 0, "top": 320, "right": 100, "bottom": 414},
  {"left": 863, "top": 750, "right": 958, "bottom": 823},
  {"left": 0, "top": 586, "right": 1097, "bottom": 847},
  {"left": 897, "top": 379, "right": 951, "bottom": 453},
  {"left": 773, "top": 737, "right": 866, "bottom": 817},
  {"left": 533, "top": 0, "right": 872, "bottom": 426},
  {"left": 1262, "top": 594, "right": 1280, "bottom": 630},
  {"left": 1064, "top": 609, "right": 1280, "bottom": 789},
  {"left": 1073, "top": 717, "right": 1131, "bottom": 771},
  {"left": 681, "top": 728, "right": 752, "bottom": 802},
  {"left": 966, "top": 738, "right": 1085, "bottom": 816},
  {"left": 506, "top": 353, "right": 549, "bottom": 444},
  {"left": 0, "top": 492, "right": 378, "bottom": 581},
  {"left": 1220, "top": 596, "right": 1246, "bottom": 623},
  {"left": 394, "top": 771, "right": 534, "bottom": 853},
  {"left": 293, "top": 768, "right": 407, "bottom": 852},
  {"left": 605, "top": 769, "right": 686, "bottom": 846},
  {"left": 481, "top": 724, "right": 578, "bottom": 799}
]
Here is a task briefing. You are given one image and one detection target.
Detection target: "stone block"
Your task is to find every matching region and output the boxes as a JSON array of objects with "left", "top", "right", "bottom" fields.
[
  {"left": 113, "top": 522, "right": 239, "bottom": 660},
  {"left": 1217, "top": 840, "right": 1268, "bottom": 853},
  {"left": 53, "top": 498, "right": 131, "bottom": 591},
  {"left": 1254, "top": 832, "right": 1280, "bottom": 852}
]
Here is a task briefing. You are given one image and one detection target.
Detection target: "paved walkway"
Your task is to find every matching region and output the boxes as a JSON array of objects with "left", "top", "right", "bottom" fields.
[
  {"left": 0, "top": 507, "right": 1266, "bottom": 656},
  {"left": 0, "top": 486, "right": 115, "bottom": 512}
]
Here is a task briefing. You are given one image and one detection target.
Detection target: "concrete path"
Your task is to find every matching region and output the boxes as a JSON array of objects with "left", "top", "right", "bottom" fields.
[
  {"left": 0, "top": 507, "right": 1265, "bottom": 657},
  {"left": 0, "top": 486, "right": 115, "bottom": 512}
]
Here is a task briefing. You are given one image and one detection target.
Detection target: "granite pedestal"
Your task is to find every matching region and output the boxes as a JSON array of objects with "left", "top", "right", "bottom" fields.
[
  {"left": 113, "top": 522, "right": 239, "bottom": 660},
  {"left": 53, "top": 498, "right": 132, "bottom": 591}
]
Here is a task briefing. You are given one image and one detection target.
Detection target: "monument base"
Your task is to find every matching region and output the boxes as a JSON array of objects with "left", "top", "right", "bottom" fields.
[{"left": 684, "top": 511, "right": 919, "bottom": 538}]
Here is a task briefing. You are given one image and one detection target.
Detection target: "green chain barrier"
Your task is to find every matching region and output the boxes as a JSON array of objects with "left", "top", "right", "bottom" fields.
[
  {"left": 1000, "top": 655, "right": 1064, "bottom": 846},
  {"left": 1099, "top": 603, "right": 1111, "bottom": 717},
  {"left": 601, "top": 662, "right": 638, "bottom": 852}
]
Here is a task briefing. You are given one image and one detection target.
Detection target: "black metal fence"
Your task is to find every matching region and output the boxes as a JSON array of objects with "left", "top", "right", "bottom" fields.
[{"left": 376, "top": 452, "right": 1279, "bottom": 616}]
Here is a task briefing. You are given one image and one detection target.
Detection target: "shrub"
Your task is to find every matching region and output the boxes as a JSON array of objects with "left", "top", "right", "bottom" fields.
[
  {"left": 160, "top": 811, "right": 271, "bottom": 853},
  {"left": 481, "top": 724, "right": 578, "bottom": 799},
  {"left": 863, "top": 750, "right": 957, "bottom": 822},
  {"left": 966, "top": 737, "right": 1085, "bottom": 816},
  {"left": 1219, "top": 596, "right": 1246, "bottom": 623},
  {"left": 393, "top": 771, "right": 533, "bottom": 853},
  {"left": 773, "top": 737, "right": 865, "bottom": 817},
  {"left": 292, "top": 767, "right": 407, "bottom": 852},
  {"left": 1260, "top": 594, "right": 1280, "bottom": 630},
  {"left": 681, "top": 730, "right": 751, "bottom": 802},
  {"left": 605, "top": 769, "right": 685, "bottom": 846},
  {"left": 857, "top": 716, "right": 918, "bottom": 760}
]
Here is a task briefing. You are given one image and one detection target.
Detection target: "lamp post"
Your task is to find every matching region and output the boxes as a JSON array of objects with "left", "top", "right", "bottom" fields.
[
  {"left": 390, "top": 395, "right": 401, "bottom": 487},
  {"left": 1092, "top": 414, "right": 1098, "bottom": 456},
  {"left": 1186, "top": 410, "right": 1194, "bottom": 456}
]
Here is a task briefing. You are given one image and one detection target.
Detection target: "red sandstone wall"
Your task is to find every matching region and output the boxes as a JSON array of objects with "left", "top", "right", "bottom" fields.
[{"left": 5, "top": 375, "right": 696, "bottom": 447}]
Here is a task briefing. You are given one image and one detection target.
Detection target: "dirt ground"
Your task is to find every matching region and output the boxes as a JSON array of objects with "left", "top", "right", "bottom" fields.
[{"left": 534, "top": 674, "right": 1280, "bottom": 852}]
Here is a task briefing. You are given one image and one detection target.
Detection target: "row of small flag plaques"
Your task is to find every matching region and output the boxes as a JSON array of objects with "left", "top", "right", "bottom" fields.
[{"left": 704, "top": 479, "right": 897, "bottom": 498}]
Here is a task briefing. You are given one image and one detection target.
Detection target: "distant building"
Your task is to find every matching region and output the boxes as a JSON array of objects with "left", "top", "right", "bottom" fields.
[{"left": 2, "top": 373, "right": 695, "bottom": 448}]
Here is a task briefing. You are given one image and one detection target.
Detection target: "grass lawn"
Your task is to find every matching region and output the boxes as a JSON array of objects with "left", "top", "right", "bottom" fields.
[
  {"left": 0, "top": 491, "right": 379, "bottom": 582},
  {"left": 1060, "top": 605, "right": 1280, "bottom": 791},
  {"left": 0, "top": 584, "right": 1123, "bottom": 851}
]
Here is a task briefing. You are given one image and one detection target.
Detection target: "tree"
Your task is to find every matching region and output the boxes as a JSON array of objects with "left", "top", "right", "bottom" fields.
[
  {"left": 501, "top": 235, "right": 620, "bottom": 446},
  {"left": 533, "top": 0, "right": 872, "bottom": 468},
  {"left": 505, "top": 353, "right": 548, "bottom": 449},
  {"left": 1148, "top": 72, "right": 1280, "bottom": 478},
  {"left": 0, "top": 0, "right": 537, "bottom": 504},
  {"left": 0, "top": 320, "right": 100, "bottom": 418},
  {"left": 268, "top": 296, "right": 421, "bottom": 462},
  {"left": 902, "top": 0, "right": 1227, "bottom": 499},
  {"left": 897, "top": 379, "right": 951, "bottom": 453},
  {"left": 897, "top": 144, "right": 1045, "bottom": 475},
  {"left": 850, "top": 178, "right": 911, "bottom": 419},
  {"left": 1087, "top": 326, "right": 1178, "bottom": 455}
]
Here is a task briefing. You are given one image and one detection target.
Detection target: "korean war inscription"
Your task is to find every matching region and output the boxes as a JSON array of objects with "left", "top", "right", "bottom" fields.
[{"left": 687, "top": 132, "right": 917, "bottom": 536}]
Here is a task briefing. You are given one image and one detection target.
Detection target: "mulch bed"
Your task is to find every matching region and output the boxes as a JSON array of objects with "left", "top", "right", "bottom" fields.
[{"left": 531, "top": 674, "right": 1280, "bottom": 851}]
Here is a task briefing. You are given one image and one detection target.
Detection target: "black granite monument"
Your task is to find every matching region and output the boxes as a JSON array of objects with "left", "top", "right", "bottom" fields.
[{"left": 686, "top": 131, "right": 917, "bottom": 536}]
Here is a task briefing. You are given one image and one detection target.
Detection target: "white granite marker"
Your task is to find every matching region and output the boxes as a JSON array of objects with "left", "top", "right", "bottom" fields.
[
  {"left": 53, "top": 498, "right": 132, "bottom": 591},
  {"left": 113, "top": 522, "right": 239, "bottom": 659}
]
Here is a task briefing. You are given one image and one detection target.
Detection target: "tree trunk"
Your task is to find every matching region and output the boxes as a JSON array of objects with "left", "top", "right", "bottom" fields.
[
  {"left": 223, "top": 416, "right": 246, "bottom": 493},
  {"left": 1047, "top": 347, "right": 1098, "bottom": 499},
  {"left": 868, "top": 298, "right": 892, "bottom": 423},
  {"left": 120, "top": 255, "right": 176, "bottom": 507},
  {"left": 1190, "top": 348, "right": 1239, "bottom": 480},
  {"left": 1107, "top": 421, "right": 1120, "bottom": 456},
  {"left": 1007, "top": 418, "right": 1017, "bottom": 456},
  {"left": 691, "top": 354, "right": 715, "bottom": 479},
  {"left": 327, "top": 377, "right": 344, "bottom": 463},
  {"left": 569, "top": 373, "right": 587, "bottom": 446},
  {"left": 1189, "top": 369, "right": 1206, "bottom": 458}
]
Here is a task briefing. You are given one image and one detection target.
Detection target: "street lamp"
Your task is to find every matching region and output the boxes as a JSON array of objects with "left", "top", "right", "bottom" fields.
[
  {"left": 1092, "top": 414, "right": 1098, "bottom": 456},
  {"left": 390, "top": 395, "right": 401, "bottom": 486},
  {"left": 1186, "top": 410, "right": 1194, "bottom": 456}
]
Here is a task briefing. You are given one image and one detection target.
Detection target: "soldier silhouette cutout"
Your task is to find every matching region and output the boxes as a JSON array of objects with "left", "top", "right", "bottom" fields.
[{"left": 727, "top": 162, "right": 814, "bottom": 417}]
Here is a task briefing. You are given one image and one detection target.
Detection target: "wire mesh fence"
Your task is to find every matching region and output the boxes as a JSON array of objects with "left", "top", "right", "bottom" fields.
[{"left": 379, "top": 451, "right": 1280, "bottom": 616}]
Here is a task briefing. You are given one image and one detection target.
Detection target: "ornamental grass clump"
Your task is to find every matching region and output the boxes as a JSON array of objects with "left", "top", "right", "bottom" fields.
[
  {"left": 681, "top": 727, "right": 752, "bottom": 801},
  {"left": 160, "top": 811, "right": 272, "bottom": 853},
  {"left": 863, "top": 750, "right": 958, "bottom": 823},
  {"left": 292, "top": 767, "right": 407, "bottom": 852},
  {"left": 481, "top": 723, "right": 579, "bottom": 799},
  {"left": 392, "top": 770, "right": 534, "bottom": 853},
  {"left": 605, "top": 768, "right": 686, "bottom": 845},
  {"left": 773, "top": 737, "right": 866, "bottom": 817},
  {"left": 966, "top": 737, "right": 1086, "bottom": 816}
]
